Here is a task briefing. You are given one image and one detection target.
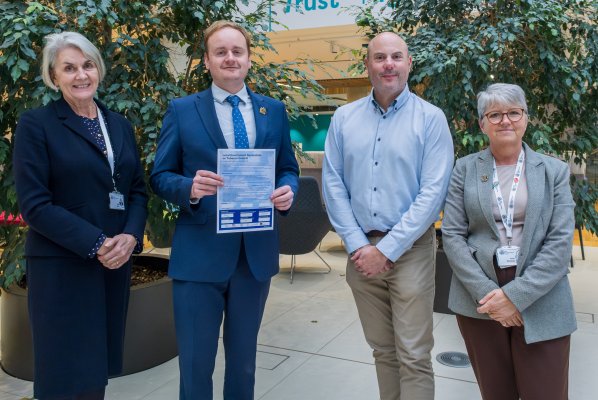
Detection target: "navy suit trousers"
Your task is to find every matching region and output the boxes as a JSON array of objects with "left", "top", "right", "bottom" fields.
[{"left": 173, "top": 247, "right": 270, "bottom": 400}]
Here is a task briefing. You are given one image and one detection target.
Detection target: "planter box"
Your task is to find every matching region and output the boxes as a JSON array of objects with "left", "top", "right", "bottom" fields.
[
  {"left": 434, "top": 248, "right": 454, "bottom": 315},
  {"left": 0, "top": 254, "right": 177, "bottom": 381},
  {"left": 434, "top": 229, "right": 454, "bottom": 315}
]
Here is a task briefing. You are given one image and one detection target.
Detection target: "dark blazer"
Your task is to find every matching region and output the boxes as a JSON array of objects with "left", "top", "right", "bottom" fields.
[
  {"left": 13, "top": 97, "right": 148, "bottom": 256},
  {"left": 12, "top": 97, "right": 147, "bottom": 397},
  {"left": 13, "top": 99, "right": 147, "bottom": 253},
  {"left": 150, "top": 87, "right": 299, "bottom": 282},
  {"left": 441, "top": 143, "right": 576, "bottom": 343}
]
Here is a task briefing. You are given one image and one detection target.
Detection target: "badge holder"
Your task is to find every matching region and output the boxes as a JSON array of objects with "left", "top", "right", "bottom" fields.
[
  {"left": 109, "top": 190, "right": 125, "bottom": 210},
  {"left": 496, "top": 245, "right": 520, "bottom": 268}
]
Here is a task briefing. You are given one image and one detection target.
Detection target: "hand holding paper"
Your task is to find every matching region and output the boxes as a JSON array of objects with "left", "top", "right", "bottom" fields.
[
  {"left": 270, "top": 185, "right": 294, "bottom": 211},
  {"left": 191, "top": 170, "right": 224, "bottom": 201}
]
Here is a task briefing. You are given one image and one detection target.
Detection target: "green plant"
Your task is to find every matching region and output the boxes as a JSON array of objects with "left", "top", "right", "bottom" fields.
[
  {"left": 0, "top": 0, "right": 325, "bottom": 288},
  {"left": 0, "top": 225, "right": 26, "bottom": 289},
  {"left": 351, "top": 0, "right": 597, "bottom": 235},
  {"left": 571, "top": 176, "right": 598, "bottom": 235}
]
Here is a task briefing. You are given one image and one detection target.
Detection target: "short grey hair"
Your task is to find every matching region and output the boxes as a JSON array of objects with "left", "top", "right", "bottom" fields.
[
  {"left": 41, "top": 31, "right": 106, "bottom": 90},
  {"left": 477, "top": 83, "right": 528, "bottom": 119}
]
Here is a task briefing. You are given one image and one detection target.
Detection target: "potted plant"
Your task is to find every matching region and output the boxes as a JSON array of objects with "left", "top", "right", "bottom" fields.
[{"left": 0, "top": 0, "right": 325, "bottom": 380}]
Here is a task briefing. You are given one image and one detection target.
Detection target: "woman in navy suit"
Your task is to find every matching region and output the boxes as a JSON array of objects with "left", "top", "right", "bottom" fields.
[{"left": 13, "top": 32, "right": 147, "bottom": 400}]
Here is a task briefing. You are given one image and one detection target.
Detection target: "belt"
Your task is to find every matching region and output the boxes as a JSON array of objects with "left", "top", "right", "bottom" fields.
[{"left": 366, "top": 230, "right": 388, "bottom": 238}]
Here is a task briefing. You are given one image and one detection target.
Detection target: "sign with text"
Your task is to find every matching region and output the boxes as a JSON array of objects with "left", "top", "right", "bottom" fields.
[{"left": 241, "top": 0, "right": 389, "bottom": 30}]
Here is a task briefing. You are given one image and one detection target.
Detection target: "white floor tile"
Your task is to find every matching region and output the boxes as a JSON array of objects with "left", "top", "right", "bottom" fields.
[
  {"left": 259, "top": 354, "right": 378, "bottom": 400},
  {"left": 106, "top": 358, "right": 179, "bottom": 399},
  {"left": 137, "top": 378, "right": 178, "bottom": 400},
  {"left": 431, "top": 315, "right": 477, "bottom": 383},
  {"left": 0, "top": 368, "right": 32, "bottom": 398},
  {"left": 258, "top": 296, "right": 358, "bottom": 353},
  {"left": 435, "top": 376, "right": 482, "bottom": 400},
  {"left": 0, "top": 392, "right": 28, "bottom": 400},
  {"left": 316, "top": 319, "right": 372, "bottom": 364}
]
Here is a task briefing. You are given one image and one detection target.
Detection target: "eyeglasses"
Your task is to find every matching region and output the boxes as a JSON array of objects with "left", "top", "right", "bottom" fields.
[{"left": 484, "top": 108, "right": 526, "bottom": 125}]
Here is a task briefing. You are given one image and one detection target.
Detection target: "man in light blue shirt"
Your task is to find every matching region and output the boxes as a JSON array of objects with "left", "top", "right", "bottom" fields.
[{"left": 323, "top": 32, "right": 454, "bottom": 400}]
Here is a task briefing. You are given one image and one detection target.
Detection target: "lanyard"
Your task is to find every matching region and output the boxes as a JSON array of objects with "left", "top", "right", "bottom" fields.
[
  {"left": 492, "top": 149, "right": 525, "bottom": 243},
  {"left": 95, "top": 104, "right": 117, "bottom": 190}
]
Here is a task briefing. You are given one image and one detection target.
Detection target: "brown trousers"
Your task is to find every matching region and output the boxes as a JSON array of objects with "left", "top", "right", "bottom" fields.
[{"left": 457, "top": 266, "right": 570, "bottom": 400}]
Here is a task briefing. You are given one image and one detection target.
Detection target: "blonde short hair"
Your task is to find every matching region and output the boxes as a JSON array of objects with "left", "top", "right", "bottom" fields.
[
  {"left": 41, "top": 31, "right": 106, "bottom": 90},
  {"left": 203, "top": 20, "right": 252, "bottom": 55}
]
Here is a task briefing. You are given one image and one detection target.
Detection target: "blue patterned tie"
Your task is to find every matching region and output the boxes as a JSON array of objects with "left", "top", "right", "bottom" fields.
[{"left": 225, "top": 95, "right": 249, "bottom": 149}]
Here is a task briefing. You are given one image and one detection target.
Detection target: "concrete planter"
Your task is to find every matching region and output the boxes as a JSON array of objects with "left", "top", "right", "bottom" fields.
[{"left": 0, "top": 254, "right": 177, "bottom": 381}]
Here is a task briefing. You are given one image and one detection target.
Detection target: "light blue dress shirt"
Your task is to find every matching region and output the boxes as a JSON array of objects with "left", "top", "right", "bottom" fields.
[
  {"left": 323, "top": 86, "right": 454, "bottom": 262},
  {"left": 212, "top": 83, "right": 256, "bottom": 149}
]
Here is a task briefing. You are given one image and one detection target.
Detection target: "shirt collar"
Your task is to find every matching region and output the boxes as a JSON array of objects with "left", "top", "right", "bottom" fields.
[
  {"left": 370, "top": 84, "right": 411, "bottom": 115},
  {"left": 211, "top": 83, "right": 250, "bottom": 105}
]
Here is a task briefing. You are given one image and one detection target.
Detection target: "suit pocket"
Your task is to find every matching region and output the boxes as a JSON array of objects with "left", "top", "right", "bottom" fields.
[
  {"left": 467, "top": 245, "right": 483, "bottom": 266},
  {"left": 467, "top": 245, "right": 478, "bottom": 258}
]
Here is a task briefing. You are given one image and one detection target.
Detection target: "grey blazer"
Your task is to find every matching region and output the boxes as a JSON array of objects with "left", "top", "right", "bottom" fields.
[{"left": 441, "top": 143, "right": 576, "bottom": 343}]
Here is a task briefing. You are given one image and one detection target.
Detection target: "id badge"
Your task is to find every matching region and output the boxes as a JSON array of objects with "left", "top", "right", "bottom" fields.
[
  {"left": 496, "top": 245, "right": 519, "bottom": 268},
  {"left": 109, "top": 191, "right": 125, "bottom": 211}
]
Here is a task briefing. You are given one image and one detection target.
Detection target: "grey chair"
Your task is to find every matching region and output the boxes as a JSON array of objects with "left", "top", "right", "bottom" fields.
[{"left": 279, "top": 176, "right": 332, "bottom": 283}]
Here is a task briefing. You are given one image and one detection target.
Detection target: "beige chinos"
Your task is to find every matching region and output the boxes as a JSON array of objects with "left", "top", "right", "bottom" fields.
[{"left": 346, "top": 226, "right": 436, "bottom": 400}]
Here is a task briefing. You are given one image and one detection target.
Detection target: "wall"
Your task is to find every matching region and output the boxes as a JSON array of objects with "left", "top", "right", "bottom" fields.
[{"left": 289, "top": 114, "right": 332, "bottom": 151}]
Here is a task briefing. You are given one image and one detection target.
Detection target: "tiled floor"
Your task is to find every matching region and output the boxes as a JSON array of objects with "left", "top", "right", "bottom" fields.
[{"left": 1, "top": 233, "right": 596, "bottom": 400}]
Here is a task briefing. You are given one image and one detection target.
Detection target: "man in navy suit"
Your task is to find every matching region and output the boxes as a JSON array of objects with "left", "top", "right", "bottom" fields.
[{"left": 150, "top": 20, "right": 299, "bottom": 400}]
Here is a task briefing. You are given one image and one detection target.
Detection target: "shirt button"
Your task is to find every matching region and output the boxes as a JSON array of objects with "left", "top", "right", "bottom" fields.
[
  {"left": 377, "top": 138, "right": 381, "bottom": 142},
  {"left": 374, "top": 213, "right": 377, "bottom": 217},
  {"left": 383, "top": 116, "right": 386, "bottom": 119},
  {"left": 375, "top": 162, "right": 378, "bottom": 166},
  {"left": 374, "top": 187, "right": 377, "bottom": 191}
]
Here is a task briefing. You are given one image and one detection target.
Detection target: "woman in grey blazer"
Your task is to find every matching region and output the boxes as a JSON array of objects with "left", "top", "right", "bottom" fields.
[{"left": 441, "top": 83, "right": 576, "bottom": 400}]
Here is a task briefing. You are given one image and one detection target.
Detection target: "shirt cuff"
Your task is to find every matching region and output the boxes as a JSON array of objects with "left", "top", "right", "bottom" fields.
[
  {"left": 126, "top": 233, "right": 144, "bottom": 254},
  {"left": 88, "top": 233, "right": 107, "bottom": 258}
]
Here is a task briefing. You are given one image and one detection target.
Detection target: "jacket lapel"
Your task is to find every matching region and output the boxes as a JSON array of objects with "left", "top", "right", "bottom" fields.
[
  {"left": 55, "top": 97, "right": 100, "bottom": 151},
  {"left": 476, "top": 148, "right": 501, "bottom": 239},
  {"left": 517, "top": 144, "right": 545, "bottom": 273},
  {"left": 54, "top": 97, "right": 114, "bottom": 170},
  {"left": 195, "top": 90, "right": 228, "bottom": 149},
  {"left": 248, "top": 88, "right": 269, "bottom": 149}
]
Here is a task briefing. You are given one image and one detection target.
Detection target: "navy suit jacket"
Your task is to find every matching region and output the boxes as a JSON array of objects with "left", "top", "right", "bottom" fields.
[
  {"left": 150, "top": 88, "right": 299, "bottom": 282},
  {"left": 13, "top": 97, "right": 148, "bottom": 258}
]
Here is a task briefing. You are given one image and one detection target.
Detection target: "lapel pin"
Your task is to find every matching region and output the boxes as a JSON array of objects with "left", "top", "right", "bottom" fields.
[
  {"left": 481, "top": 175, "right": 488, "bottom": 182},
  {"left": 259, "top": 107, "right": 267, "bottom": 115}
]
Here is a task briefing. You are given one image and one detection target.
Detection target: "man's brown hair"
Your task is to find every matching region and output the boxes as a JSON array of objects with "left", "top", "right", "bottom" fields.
[{"left": 204, "top": 20, "right": 252, "bottom": 55}]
